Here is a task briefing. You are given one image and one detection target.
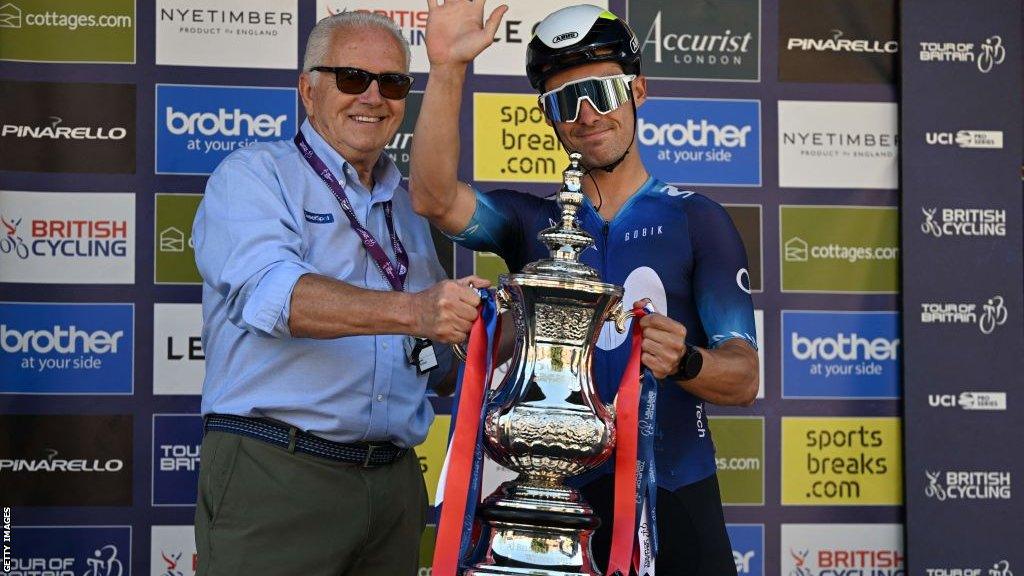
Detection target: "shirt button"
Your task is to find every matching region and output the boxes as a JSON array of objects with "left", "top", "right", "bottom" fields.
[
  {"left": 382, "top": 341, "right": 389, "bottom": 349},
  {"left": 376, "top": 394, "right": 384, "bottom": 402}
]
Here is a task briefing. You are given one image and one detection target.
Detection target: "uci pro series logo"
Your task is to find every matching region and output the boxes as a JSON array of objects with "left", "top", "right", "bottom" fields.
[{"left": 156, "top": 84, "right": 297, "bottom": 175}]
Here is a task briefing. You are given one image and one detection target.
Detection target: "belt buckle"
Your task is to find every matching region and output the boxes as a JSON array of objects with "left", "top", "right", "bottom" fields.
[{"left": 362, "top": 444, "right": 380, "bottom": 468}]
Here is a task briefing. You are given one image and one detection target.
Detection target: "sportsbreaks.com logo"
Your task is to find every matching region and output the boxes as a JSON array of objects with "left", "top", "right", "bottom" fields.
[
  {"left": 0, "top": 302, "right": 134, "bottom": 394},
  {"left": 156, "top": 84, "right": 296, "bottom": 175},
  {"left": 637, "top": 97, "right": 761, "bottom": 186}
]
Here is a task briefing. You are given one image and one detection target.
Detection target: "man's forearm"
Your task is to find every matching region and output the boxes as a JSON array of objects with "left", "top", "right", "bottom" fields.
[
  {"left": 409, "top": 63, "right": 471, "bottom": 231},
  {"left": 288, "top": 273, "right": 416, "bottom": 339},
  {"left": 675, "top": 339, "right": 759, "bottom": 406}
]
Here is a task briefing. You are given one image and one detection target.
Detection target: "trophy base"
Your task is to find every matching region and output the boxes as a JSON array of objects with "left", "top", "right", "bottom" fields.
[{"left": 463, "top": 481, "right": 604, "bottom": 576}]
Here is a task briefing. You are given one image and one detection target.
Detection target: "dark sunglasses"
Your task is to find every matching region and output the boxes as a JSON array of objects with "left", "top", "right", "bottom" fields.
[{"left": 310, "top": 66, "right": 414, "bottom": 100}]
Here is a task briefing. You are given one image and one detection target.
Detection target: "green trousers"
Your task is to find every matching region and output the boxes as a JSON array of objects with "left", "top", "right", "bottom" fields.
[{"left": 194, "top": 430, "right": 428, "bottom": 576}]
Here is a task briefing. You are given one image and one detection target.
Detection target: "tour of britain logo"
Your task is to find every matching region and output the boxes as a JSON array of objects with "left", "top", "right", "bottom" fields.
[
  {"left": 0, "top": 302, "right": 134, "bottom": 395},
  {"left": 7, "top": 526, "right": 131, "bottom": 576},
  {"left": 918, "top": 35, "right": 1007, "bottom": 74},
  {"left": 924, "top": 470, "right": 1011, "bottom": 501},
  {"left": 627, "top": 0, "right": 760, "bottom": 81},
  {"left": 0, "top": 191, "right": 135, "bottom": 284},
  {"left": 636, "top": 97, "right": 761, "bottom": 186},
  {"left": 156, "top": 0, "right": 298, "bottom": 69},
  {"left": 925, "top": 560, "right": 1014, "bottom": 576},
  {"left": 155, "top": 84, "right": 297, "bottom": 175},
  {"left": 920, "top": 295, "right": 1008, "bottom": 334},
  {"left": 0, "top": 0, "right": 135, "bottom": 63},
  {"left": 152, "top": 414, "right": 203, "bottom": 506}
]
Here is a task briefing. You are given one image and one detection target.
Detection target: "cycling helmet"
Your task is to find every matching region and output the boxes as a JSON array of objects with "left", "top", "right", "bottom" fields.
[{"left": 526, "top": 4, "right": 641, "bottom": 92}]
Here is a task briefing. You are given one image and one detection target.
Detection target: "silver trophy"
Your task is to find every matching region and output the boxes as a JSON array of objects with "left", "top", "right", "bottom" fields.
[{"left": 466, "top": 153, "right": 632, "bottom": 576}]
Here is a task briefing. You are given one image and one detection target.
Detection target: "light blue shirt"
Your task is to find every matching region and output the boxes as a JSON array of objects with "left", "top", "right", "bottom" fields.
[{"left": 193, "top": 120, "right": 447, "bottom": 447}]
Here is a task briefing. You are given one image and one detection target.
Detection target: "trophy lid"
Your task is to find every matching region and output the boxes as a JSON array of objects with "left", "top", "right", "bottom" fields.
[{"left": 520, "top": 153, "right": 601, "bottom": 281}]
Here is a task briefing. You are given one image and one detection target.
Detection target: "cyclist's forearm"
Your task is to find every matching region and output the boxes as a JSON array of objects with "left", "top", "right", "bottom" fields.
[{"left": 410, "top": 63, "right": 467, "bottom": 223}]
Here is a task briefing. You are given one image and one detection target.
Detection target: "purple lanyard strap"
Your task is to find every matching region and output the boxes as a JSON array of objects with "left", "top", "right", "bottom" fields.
[{"left": 295, "top": 132, "right": 409, "bottom": 292}]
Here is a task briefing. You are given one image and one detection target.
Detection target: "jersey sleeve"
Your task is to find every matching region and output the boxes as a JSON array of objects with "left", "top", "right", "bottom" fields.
[
  {"left": 687, "top": 195, "right": 758, "bottom": 350},
  {"left": 445, "top": 188, "right": 531, "bottom": 267}
]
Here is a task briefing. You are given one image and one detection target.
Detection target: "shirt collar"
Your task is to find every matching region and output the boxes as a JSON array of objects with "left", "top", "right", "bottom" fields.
[{"left": 298, "top": 119, "right": 402, "bottom": 204}]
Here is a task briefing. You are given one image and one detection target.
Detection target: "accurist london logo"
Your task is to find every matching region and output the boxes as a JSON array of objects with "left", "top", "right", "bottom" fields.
[{"left": 156, "top": 84, "right": 296, "bottom": 175}]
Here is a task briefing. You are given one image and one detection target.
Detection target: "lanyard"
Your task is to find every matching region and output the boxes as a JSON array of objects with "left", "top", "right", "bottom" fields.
[{"left": 294, "top": 132, "right": 409, "bottom": 291}]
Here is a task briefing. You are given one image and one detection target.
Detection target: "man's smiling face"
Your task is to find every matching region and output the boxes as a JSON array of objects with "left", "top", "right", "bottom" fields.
[{"left": 300, "top": 25, "right": 407, "bottom": 164}]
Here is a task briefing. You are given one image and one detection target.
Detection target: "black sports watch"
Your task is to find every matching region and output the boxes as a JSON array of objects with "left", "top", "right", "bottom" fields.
[{"left": 673, "top": 345, "right": 703, "bottom": 381}]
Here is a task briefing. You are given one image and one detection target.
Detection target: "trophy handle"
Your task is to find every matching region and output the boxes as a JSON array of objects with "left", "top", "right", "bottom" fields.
[{"left": 607, "top": 301, "right": 632, "bottom": 334}]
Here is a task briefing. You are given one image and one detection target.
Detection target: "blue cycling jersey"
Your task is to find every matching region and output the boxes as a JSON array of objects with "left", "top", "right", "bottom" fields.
[{"left": 450, "top": 177, "right": 757, "bottom": 490}]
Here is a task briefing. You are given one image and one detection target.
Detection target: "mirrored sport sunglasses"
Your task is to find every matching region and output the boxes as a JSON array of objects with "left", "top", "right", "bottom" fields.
[
  {"left": 539, "top": 74, "right": 636, "bottom": 123},
  {"left": 311, "top": 66, "right": 414, "bottom": 100}
]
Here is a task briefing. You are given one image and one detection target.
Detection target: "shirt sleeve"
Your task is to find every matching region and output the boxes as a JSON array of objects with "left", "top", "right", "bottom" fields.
[
  {"left": 688, "top": 195, "right": 758, "bottom": 350},
  {"left": 193, "top": 154, "right": 319, "bottom": 338},
  {"left": 444, "top": 188, "right": 525, "bottom": 262}
]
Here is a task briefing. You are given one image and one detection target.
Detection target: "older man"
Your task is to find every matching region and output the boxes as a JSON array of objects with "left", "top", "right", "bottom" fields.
[{"left": 192, "top": 12, "right": 486, "bottom": 576}]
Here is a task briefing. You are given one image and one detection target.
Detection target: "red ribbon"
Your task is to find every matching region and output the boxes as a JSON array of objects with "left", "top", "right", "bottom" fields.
[
  {"left": 433, "top": 308, "right": 490, "bottom": 576},
  {"left": 607, "top": 306, "right": 647, "bottom": 576}
]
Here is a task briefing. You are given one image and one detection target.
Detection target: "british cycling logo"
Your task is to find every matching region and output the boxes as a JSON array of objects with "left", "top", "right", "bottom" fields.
[
  {"left": 918, "top": 35, "right": 1006, "bottom": 73},
  {"left": 921, "top": 207, "right": 1006, "bottom": 238},
  {"left": 789, "top": 549, "right": 814, "bottom": 576},
  {"left": 0, "top": 210, "right": 129, "bottom": 262},
  {"left": 155, "top": 84, "right": 296, "bottom": 174},
  {"left": 925, "top": 470, "right": 1011, "bottom": 501},
  {"left": 920, "top": 295, "right": 1008, "bottom": 334}
]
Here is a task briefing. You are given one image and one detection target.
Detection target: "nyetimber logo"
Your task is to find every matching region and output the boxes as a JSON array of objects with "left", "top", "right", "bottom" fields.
[
  {"left": 1, "top": 115, "right": 128, "bottom": 140},
  {"left": 918, "top": 35, "right": 1006, "bottom": 73},
  {"left": 920, "top": 207, "right": 1006, "bottom": 238},
  {"left": 920, "top": 295, "right": 1008, "bottom": 334},
  {"left": 786, "top": 29, "right": 898, "bottom": 54},
  {"left": 925, "top": 470, "right": 1011, "bottom": 501},
  {"left": 0, "top": 448, "right": 124, "bottom": 472},
  {"left": 928, "top": 391, "right": 1007, "bottom": 411}
]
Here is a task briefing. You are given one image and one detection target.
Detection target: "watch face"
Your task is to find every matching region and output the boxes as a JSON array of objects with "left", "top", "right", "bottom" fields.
[{"left": 684, "top": 347, "right": 703, "bottom": 379}]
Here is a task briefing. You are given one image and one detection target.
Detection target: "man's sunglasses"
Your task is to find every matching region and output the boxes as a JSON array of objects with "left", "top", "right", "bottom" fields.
[
  {"left": 310, "top": 66, "right": 414, "bottom": 100},
  {"left": 539, "top": 74, "right": 636, "bottom": 123}
]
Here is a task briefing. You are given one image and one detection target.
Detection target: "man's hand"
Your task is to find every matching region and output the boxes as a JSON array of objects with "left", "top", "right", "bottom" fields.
[
  {"left": 425, "top": 0, "right": 508, "bottom": 67},
  {"left": 634, "top": 298, "right": 688, "bottom": 379},
  {"left": 410, "top": 275, "right": 492, "bottom": 343}
]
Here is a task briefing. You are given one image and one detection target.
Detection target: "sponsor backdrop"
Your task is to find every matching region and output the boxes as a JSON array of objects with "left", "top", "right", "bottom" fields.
[
  {"left": 901, "top": 0, "right": 1023, "bottom": 572},
  {"left": 0, "top": 0, "right": 1018, "bottom": 574}
]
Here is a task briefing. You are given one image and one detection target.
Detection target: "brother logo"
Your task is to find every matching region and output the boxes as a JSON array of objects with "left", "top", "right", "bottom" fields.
[
  {"left": 638, "top": 118, "right": 751, "bottom": 148},
  {"left": 165, "top": 107, "right": 287, "bottom": 137},
  {"left": 791, "top": 332, "right": 899, "bottom": 361},
  {"left": 1, "top": 324, "right": 124, "bottom": 354}
]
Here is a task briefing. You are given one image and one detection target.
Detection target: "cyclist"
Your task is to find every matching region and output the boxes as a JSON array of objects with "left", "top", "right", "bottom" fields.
[{"left": 412, "top": 2, "right": 759, "bottom": 573}]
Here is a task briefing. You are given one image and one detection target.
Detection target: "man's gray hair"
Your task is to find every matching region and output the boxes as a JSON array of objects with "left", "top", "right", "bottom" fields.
[{"left": 303, "top": 11, "right": 411, "bottom": 83}]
